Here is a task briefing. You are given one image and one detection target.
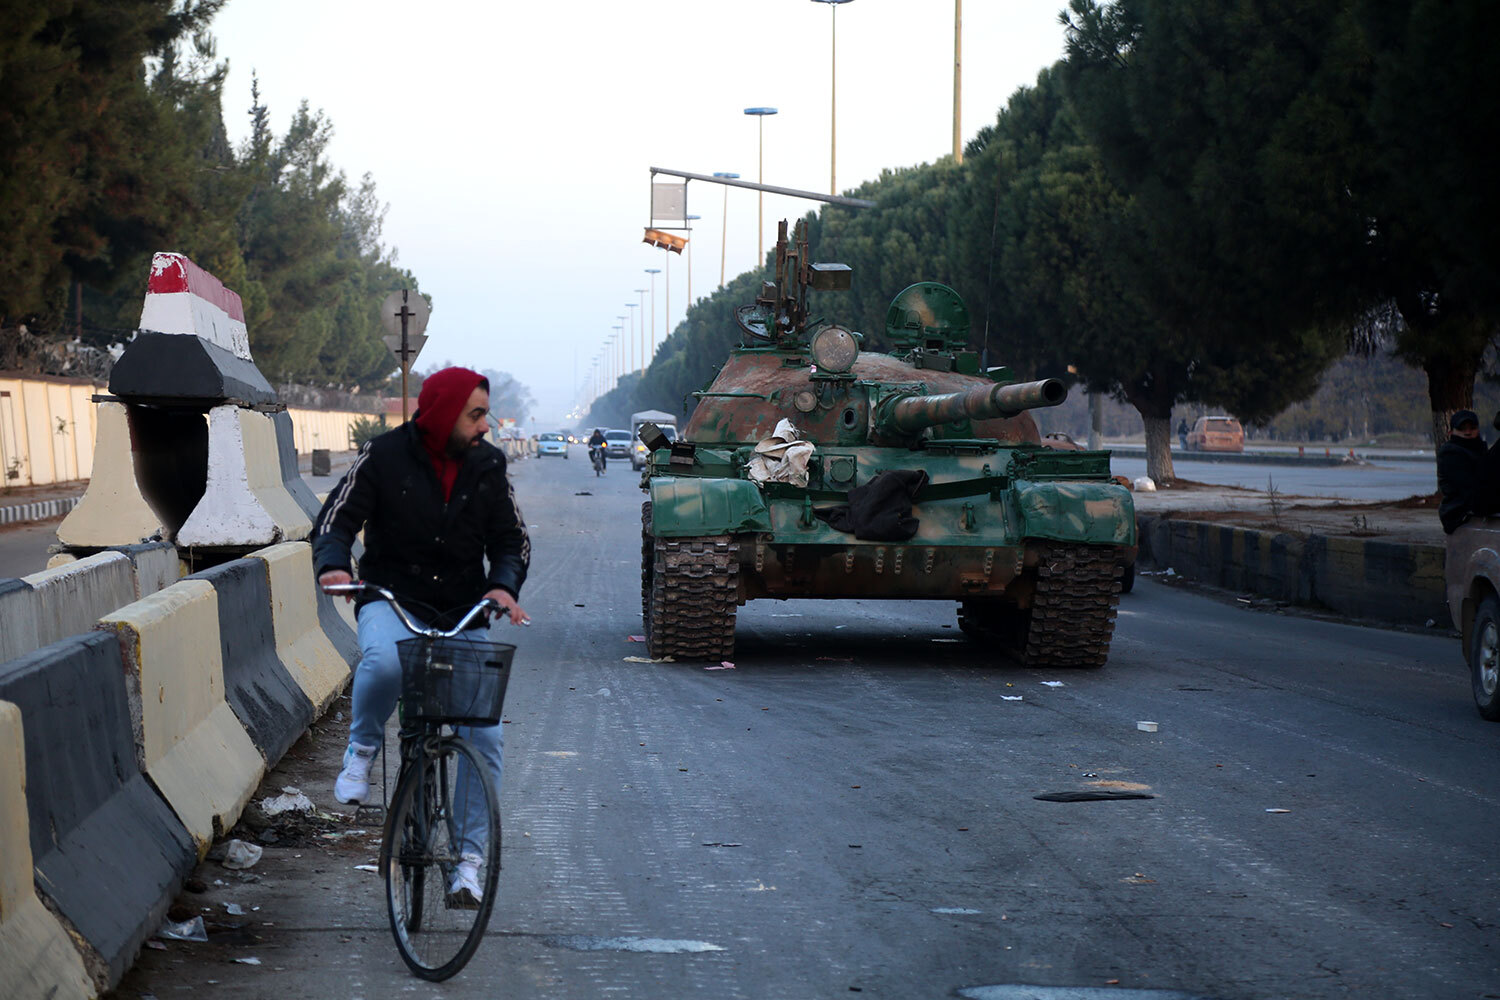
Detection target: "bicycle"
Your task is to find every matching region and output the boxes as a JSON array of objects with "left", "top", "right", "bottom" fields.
[{"left": 322, "top": 582, "right": 519, "bottom": 980}]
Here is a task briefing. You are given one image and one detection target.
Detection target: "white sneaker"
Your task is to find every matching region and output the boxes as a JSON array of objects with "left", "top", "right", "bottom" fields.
[
  {"left": 447, "top": 852, "right": 484, "bottom": 909},
  {"left": 334, "top": 742, "right": 377, "bottom": 804}
]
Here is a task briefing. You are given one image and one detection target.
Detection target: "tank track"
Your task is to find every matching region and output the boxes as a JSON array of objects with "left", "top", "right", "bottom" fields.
[
  {"left": 642, "top": 502, "right": 739, "bottom": 661},
  {"left": 959, "top": 542, "right": 1122, "bottom": 668}
]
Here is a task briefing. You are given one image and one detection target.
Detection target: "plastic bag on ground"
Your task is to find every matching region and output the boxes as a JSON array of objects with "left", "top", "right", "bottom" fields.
[
  {"left": 261, "top": 786, "right": 315, "bottom": 817},
  {"left": 222, "top": 839, "right": 264, "bottom": 870},
  {"left": 158, "top": 916, "right": 208, "bottom": 942}
]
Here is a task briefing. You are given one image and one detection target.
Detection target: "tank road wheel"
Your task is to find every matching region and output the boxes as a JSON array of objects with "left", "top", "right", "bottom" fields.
[
  {"left": 644, "top": 531, "right": 739, "bottom": 662},
  {"left": 960, "top": 542, "right": 1122, "bottom": 668}
]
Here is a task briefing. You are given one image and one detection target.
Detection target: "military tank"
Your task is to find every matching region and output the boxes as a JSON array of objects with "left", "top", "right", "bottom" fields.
[{"left": 639, "top": 221, "right": 1135, "bottom": 666}]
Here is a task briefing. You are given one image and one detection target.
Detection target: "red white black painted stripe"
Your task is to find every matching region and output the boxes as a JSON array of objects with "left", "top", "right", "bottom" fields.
[{"left": 138, "top": 252, "right": 252, "bottom": 360}]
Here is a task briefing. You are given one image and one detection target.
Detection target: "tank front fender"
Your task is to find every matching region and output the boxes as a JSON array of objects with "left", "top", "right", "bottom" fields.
[
  {"left": 1012, "top": 480, "right": 1136, "bottom": 547},
  {"left": 648, "top": 477, "right": 773, "bottom": 538}
]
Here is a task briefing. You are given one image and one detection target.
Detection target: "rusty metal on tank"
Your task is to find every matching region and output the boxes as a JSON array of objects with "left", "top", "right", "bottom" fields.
[{"left": 638, "top": 221, "right": 1135, "bottom": 666}]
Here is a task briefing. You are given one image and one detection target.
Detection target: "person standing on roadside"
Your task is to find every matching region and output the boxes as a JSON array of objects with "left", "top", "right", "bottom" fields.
[
  {"left": 311, "top": 365, "right": 529, "bottom": 906},
  {"left": 1437, "top": 409, "right": 1500, "bottom": 533}
]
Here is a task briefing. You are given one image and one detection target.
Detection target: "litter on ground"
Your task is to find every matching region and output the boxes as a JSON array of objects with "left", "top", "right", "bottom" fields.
[{"left": 221, "top": 839, "right": 263, "bottom": 870}]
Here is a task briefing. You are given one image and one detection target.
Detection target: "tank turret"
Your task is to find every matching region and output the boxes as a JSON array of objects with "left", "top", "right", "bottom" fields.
[
  {"left": 639, "top": 220, "right": 1136, "bottom": 669},
  {"left": 874, "top": 378, "right": 1067, "bottom": 440}
]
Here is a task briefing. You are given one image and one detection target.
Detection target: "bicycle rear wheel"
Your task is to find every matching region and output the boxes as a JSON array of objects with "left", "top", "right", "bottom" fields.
[{"left": 382, "top": 736, "right": 501, "bottom": 980}]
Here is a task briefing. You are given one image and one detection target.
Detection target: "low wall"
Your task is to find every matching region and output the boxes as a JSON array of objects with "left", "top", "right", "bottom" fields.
[
  {"left": 0, "top": 373, "right": 102, "bottom": 488},
  {"left": 0, "top": 372, "right": 374, "bottom": 489},
  {"left": 1136, "top": 514, "right": 1448, "bottom": 627}
]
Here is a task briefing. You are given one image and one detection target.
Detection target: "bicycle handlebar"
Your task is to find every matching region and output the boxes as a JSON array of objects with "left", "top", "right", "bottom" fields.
[{"left": 320, "top": 582, "right": 524, "bottom": 638}]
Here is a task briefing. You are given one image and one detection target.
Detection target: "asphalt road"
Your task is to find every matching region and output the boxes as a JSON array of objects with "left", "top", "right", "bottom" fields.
[
  {"left": 0, "top": 515, "right": 64, "bottom": 577},
  {"left": 98, "top": 446, "right": 1500, "bottom": 1000}
]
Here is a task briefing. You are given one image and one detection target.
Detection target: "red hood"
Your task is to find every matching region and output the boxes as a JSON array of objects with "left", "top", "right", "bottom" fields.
[{"left": 414, "top": 367, "right": 487, "bottom": 453}]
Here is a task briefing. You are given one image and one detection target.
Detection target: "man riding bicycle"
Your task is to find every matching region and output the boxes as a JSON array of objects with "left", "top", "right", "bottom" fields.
[
  {"left": 587, "top": 427, "right": 607, "bottom": 470},
  {"left": 312, "top": 366, "right": 529, "bottom": 908}
]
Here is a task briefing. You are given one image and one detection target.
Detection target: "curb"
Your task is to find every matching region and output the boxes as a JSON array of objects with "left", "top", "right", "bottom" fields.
[
  {"left": 0, "top": 495, "right": 81, "bottom": 526},
  {"left": 1106, "top": 446, "right": 1357, "bottom": 467},
  {"left": 1136, "top": 513, "right": 1448, "bottom": 628}
]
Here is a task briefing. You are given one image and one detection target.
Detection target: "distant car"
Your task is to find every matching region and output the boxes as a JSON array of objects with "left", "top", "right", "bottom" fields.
[
  {"left": 603, "top": 429, "right": 632, "bottom": 459},
  {"left": 631, "top": 424, "right": 677, "bottom": 471},
  {"left": 537, "top": 432, "right": 568, "bottom": 458},
  {"left": 1041, "top": 431, "right": 1083, "bottom": 451},
  {"left": 1445, "top": 522, "right": 1500, "bottom": 721},
  {"left": 1186, "top": 416, "right": 1245, "bottom": 452}
]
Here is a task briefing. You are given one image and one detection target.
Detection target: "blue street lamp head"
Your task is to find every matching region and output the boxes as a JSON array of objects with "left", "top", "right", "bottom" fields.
[
  {"left": 645, "top": 268, "right": 661, "bottom": 275},
  {"left": 744, "top": 107, "right": 778, "bottom": 116},
  {"left": 713, "top": 172, "right": 741, "bottom": 180},
  {"left": 810, "top": 0, "right": 855, "bottom": 4}
]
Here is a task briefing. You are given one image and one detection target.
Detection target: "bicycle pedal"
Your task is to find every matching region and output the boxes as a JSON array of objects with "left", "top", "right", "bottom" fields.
[{"left": 354, "top": 803, "right": 385, "bottom": 819}]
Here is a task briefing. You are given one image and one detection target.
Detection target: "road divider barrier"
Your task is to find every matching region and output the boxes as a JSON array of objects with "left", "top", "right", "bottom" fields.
[
  {"left": 2, "top": 543, "right": 181, "bottom": 664},
  {"left": 97, "top": 580, "right": 265, "bottom": 856},
  {"left": 44, "top": 540, "right": 180, "bottom": 599},
  {"left": 1136, "top": 514, "right": 1447, "bottom": 627},
  {"left": 57, "top": 401, "right": 166, "bottom": 549},
  {"left": 0, "top": 635, "right": 196, "bottom": 996},
  {"left": 176, "top": 406, "right": 312, "bottom": 549},
  {"left": 0, "top": 700, "right": 97, "bottom": 1000},
  {"left": 186, "top": 559, "right": 315, "bottom": 767},
  {"left": 272, "top": 409, "right": 325, "bottom": 523},
  {"left": 249, "top": 541, "right": 357, "bottom": 710}
]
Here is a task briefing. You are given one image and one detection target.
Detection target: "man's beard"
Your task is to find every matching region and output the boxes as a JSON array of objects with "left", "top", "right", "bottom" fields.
[{"left": 446, "top": 426, "right": 484, "bottom": 458}]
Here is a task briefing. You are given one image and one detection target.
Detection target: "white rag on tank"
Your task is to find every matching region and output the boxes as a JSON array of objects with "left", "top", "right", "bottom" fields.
[{"left": 747, "top": 418, "right": 816, "bottom": 487}]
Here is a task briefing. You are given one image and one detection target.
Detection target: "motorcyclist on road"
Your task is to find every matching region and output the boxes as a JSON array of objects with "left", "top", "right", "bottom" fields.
[{"left": 588, "top": 428, "right": 607, "bottom": 471}]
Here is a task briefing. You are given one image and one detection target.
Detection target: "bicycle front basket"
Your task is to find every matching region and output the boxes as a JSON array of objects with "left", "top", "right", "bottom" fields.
[{"left": 397, "top": 636, "right": 514, "bottom": 725}]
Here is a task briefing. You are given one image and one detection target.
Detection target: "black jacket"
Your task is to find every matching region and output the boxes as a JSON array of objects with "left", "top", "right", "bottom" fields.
[
  {"left": 312, "top": 422, "right": 530, "bottom": 628},
  {"left": 1437, "top": 436, "right": 1500, "bottom": 534}
]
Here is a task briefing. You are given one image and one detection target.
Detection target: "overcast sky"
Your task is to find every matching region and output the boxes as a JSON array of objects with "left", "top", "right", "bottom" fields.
[{"left": 209, "top": 1, "right": 1071, "bottom": 426}]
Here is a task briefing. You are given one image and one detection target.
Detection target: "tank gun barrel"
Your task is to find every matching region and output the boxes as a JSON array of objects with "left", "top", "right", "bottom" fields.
[{"left": 877, "top": 378, "right": 1067, "bottom": 436}]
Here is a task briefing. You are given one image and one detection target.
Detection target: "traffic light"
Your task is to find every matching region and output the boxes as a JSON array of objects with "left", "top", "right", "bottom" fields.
[{"left": 642, "top": 228, "right": 687, "bottom": 254}]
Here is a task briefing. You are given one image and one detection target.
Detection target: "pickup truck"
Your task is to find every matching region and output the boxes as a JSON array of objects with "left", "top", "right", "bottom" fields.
[{"left": 1444, "top": 521, "right": 1500, "bottom": 720}]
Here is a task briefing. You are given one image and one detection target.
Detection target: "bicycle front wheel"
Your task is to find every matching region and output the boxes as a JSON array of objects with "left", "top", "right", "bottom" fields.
[{"left": 382, "top": 736, "right": 501, "bottom": 980}]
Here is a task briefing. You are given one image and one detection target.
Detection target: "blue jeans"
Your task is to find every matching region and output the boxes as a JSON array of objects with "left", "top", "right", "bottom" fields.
[{"left": 352, "top": 601, "right": 503, "bottom": 857}]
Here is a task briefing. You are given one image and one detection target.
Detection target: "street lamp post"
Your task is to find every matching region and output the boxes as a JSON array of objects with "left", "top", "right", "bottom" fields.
[
  {"left": 685, "top": 214, "right": 700, "bottom": 305},
  {"left": 810, "top": 0, "right": 854, "bottom": 195},
  {"left": 953, "top": 0, "right": 963, "bottom": 164},
  {"left": 634, "top": 288, "right": 648, "bottom": 375},
  {"left": 624, "top": 302, "right": 638, "bottom": 372},
  {"left": 743, "top": 107, "right": 778, "bottom": 267},
  {"left": 644, "top": 269, "right": 661, "bottom": 365},
  {"left": 712, "top": 172, "right": 739, "bottom": 288},
  {"left": 617, "top": 317, "right": 629, "bottom": 373}
]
